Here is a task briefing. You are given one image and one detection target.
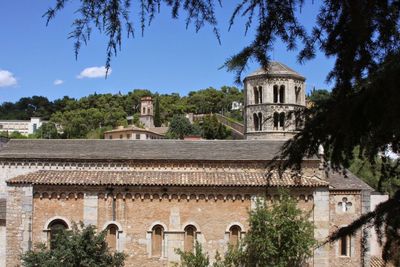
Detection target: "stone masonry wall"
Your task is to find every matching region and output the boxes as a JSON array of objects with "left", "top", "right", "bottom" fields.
[
  {"left": 6, "top": 185, "right": 32, "bottom": 267},
  {"left": 329, "top": 191, "right": 363, "bottom": 267},
  {"left": 29, "top": 185, "right": 315, "bottom": 267},
  {"left": 2, "top": 159, "right": 322, "bottom": 266}
]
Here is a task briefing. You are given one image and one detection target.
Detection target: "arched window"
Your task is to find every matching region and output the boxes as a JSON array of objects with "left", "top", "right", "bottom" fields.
[
  {"left": 152, "top": 225, "right": 164, "bottom": 257},
  {"left": 254, "top": 87, "right": 259, "bottom": 104},
  {"left": 258, "top": 86, "right": 263, "bottom": 104},
  {"left": 273, "top": 85, "right": 279, "bottom": 103},
  {"left": 106, "top": 224, "right": 118, "bottom": 251},
  {"left": 229, "top": 225, "right": 241, "bottom": 247},
  {"left": 273, "top": 112, "right": 279, "bottom": 129},
  {"left": 147, "top": 107, "right": 151, "bottom": 114},
  {"left": 184, "top": 225, "right": 197, "bottom": 252},
  {"left": 142, "top": 107, "right": 146, "bottom": 114},
  {"left": 253, "top": 113, "right": 259, "bottom": 131},
  {"left": 295, "top": 86, "right": 301, "bottom": 104},
  {"left": 279, "top": 85, "right": 285, "bottom": 103},
  {"left": 258, "top": 112, "right": 263, "bottom": 131},
  {"left": 295, "top": 114, "right": 301, "bottom": 130},
  {"left": 279, "top": 112, "right": 285, "bottom": 128},
  {"left": 48, "top": 219, "right": 68, "bottom": 249}
]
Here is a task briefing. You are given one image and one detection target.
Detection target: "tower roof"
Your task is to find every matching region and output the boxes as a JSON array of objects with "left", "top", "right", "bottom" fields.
[{"left": 245, "top": 61, "right": 305, "bottom": 81}]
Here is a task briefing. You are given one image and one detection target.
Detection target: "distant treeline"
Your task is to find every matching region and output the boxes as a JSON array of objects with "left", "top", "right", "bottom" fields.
[{"left": 0, "top": 86, "right": 243, "bottom": 138}]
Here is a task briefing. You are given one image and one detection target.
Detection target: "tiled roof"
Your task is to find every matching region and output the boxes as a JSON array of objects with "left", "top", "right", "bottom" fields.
[
  {"left": 0, "top": 137, "right": 8, "bottom": 151},
  {"left": 245, "top": 61, "right": 305, "bottom": 81},
  {"left": 104, "top": 125, "right": 146, "bottom": 133},
  {"left": 148, "top": 127, "right": 169, "bottom": 135},
  {"left": 370, "top": 256, "right": 394, "bottom": 267},
  {"left": 328, "top": 169, "right": 374, "bottom": 191},
  {"left": 104, "top": 126, "right": 165, "bottom": 136},
  {"left": 0, "top": 139, "right": 294, "bottom": 161},
  {"left": 7, "top": 170, "right": 328, "bottom": 187}
]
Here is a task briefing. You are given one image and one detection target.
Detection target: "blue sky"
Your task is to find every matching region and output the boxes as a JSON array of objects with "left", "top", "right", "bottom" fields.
[{"left": 0, "top": 1, "right": 334, "bottom": 104}]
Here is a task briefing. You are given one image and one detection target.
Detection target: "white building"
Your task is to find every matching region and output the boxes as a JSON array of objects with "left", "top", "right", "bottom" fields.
[{"left": 0, "top": 117, "right": 46, "bottom": 135}]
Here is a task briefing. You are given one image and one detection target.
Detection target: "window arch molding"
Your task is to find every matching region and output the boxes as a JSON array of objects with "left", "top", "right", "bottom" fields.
[
  {"left": 147, "top": 221, "right": 168, "bottom": 232},
  {"left": 103, "top": 222, "right": 121, "bottom": 251},
  {"left": 183, "top": 224, "right": 198, "bottom": 252},
  {"left": 148, "top": 222, "right": 167, "bottom": 258},
  {"left": 102, "top": 221, "right": 123, "bottom": 233},
  {"left": 225, "top": 222, "right": 246, "bottom": 233},
  {"left": 181, "top": 221, "right": 201, "bottom": 233},
  {"left": 43, "top": 216, "right": 71, "bottom": 231}
]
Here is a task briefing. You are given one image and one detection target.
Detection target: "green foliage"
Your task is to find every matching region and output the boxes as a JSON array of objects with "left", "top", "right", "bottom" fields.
[
  {"left": 307, "top": 89, "right": 331, "bottom": 106},
  {"left": 86, "top": 126, "right": 114, "bottom": 139},
  {"left": 200, "top": 115, "right": 231, "bottom": 140},
  {"left": 34, "top": 123, "right": 59, "bottom": 139},
  {"left": 187, "top": 87, "right": 242, "bottom": 115},
  {"left": 31, "top": 0, "right": 400, "bottom": 264},
  {"left": 236, "top": 191, "right": 316, "bottom": 267},
  {"left": 0, "top": 131, "right": 32, "bottom": 139},
  {"left": 212, "top": 248, "right": 241, "bottom": 267},
  {"left": 175, "top": 241, "right": 210, "bottom": 267},
  {"left": 167, "top": 115, "right": 200, "bottom": 139},
  {"left": 0, "top": 87, "right": 243, "bottom": 139},
  {"left": 154, "top": 96, "right": 162, "bottom": 127},
  {"left": 0, "top": 96, "right": 54, "bottom": 120},
  {"left": 22, "top": 222, "right": 125, "bottom": 267},
  {"left": 175, "top": 191, "right": 315, "bottom": 267}
]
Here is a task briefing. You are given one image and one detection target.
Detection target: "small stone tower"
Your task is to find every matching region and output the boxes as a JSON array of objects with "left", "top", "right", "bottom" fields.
[
  {"left": 139, "top": 96, "right": 154, "bottom": 128},
  {"left": 244, "top": 61, "right": 306, "bottom": 140}
]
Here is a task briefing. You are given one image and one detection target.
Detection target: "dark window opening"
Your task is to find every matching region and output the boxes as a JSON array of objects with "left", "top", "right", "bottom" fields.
[
  {"left": 184, "top": 225, "right": 197, "bottom": 252},
  {"left": 279, "top": 85, "right": 285, "bottom": 103},
  {"left": 279, "top": 112, "right": 285, "bottom": 128},
  {"left": 273, "top": 85, "right": 279, "bottom": 103}
]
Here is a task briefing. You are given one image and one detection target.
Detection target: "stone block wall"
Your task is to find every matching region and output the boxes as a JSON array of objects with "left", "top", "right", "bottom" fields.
[
  {"left": 329, "top": 191, "right": 363, "bottom": 267},
  {"left": 6, "top": 185, "right": 32, "bottom": 267},
  {"left": 25, "top": 185, "right": 317, "bottom": 267}
]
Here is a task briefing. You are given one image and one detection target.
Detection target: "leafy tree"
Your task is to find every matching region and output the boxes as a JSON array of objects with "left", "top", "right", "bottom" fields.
[
  {"left": 176, "top": 191, "right": 315, "bottom": 267},
  {"left": 174, "top": 241, "right": 210, "bottom": 267},
  {"left": 200, "top": 115, "right": 231, "bottom": 140},
  {"left": 235, "top": 191, "right": 316, "bottom": 267},
  {"left": 35, "top": 123, "right": 59, "bottom": 139},
  {"left": 167, "top": 115, "right": 199, "bottom": 139},
  {"left": 306, "top": 89, "right": 331, "bottom": 106},
  {"left": 32, "top": 0, "right": 400, "bottom": 263},
  {"left": 22, "top": 223, "right": 125, "bottom": 267},
  {"left": 86, "top": 126, "right": 114, "bottom": 139},
  {"left": 124, "top": 89, "right": 153, "bottom": 115},
  {"left": 154, "top": 96, "right": 162, "bottom": 127}
]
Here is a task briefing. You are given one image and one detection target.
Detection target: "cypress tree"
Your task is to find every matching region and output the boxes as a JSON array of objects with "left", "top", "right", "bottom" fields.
[{"left": 154, "top": 96, "right": 161, "bottom": 127}]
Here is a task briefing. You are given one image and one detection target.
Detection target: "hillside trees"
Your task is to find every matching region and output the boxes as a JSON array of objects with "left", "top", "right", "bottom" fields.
[
  {"left": 200, "top": 114, "right": 231, "bottom": 140},
  {"left": 24, "top": 0, "right": 400, "bottom": 263},
  {"left": 166, "top": 115, "right": 200, "bottom": 139},
  {"left": 0, "top": 86, "right": 243, "bottom": 139}
]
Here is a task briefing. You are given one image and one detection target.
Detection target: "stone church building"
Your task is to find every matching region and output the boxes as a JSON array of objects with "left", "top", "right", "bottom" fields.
[{"left": 0, "top": 62, "right": 382, "bottom": 267}]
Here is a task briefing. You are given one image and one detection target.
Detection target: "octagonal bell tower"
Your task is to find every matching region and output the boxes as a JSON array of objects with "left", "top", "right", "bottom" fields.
[{"left": 244, "top": 61, "right": 306, "bottom": 140}]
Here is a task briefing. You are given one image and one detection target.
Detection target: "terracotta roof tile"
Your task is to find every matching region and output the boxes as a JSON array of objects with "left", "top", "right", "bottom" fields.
[
  {"left": 328, "top": 169, "right": 374, "bottom": 191},
  {"left": 370, "top": 256, "right": 394, "bottom": 267},
  {"left": 246, "top": 61, "right": 305, "bottom": 81},
  {"left": 7, "top": 170, "right": 328, "bottom": 187}
]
